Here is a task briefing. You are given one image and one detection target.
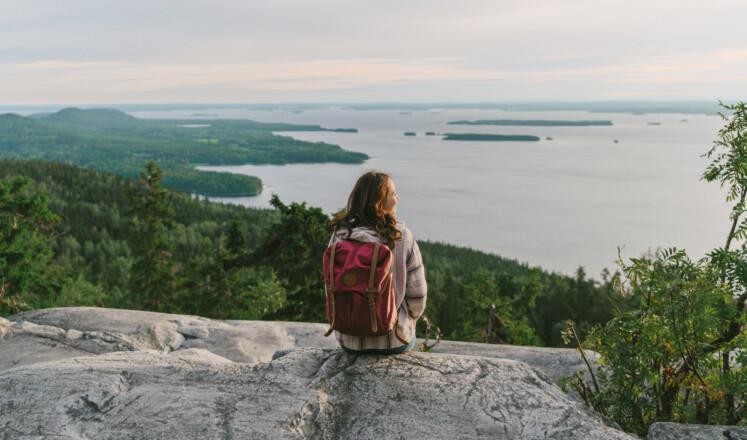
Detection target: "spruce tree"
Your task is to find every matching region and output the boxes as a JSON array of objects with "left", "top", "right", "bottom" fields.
[{"left": 128, "top": 162, "right": 177, "bottom": 311}]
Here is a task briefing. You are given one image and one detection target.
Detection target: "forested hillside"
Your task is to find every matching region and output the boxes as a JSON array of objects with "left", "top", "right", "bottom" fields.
[
  {"left": 0, "top": 159, "right": 624, "bottom": 347},
  {"left": 0, "top": 108, "right": 366, "bottom": 196}
]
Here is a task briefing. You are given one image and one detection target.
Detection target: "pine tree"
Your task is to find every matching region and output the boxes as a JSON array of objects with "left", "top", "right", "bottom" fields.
[
  {"left": 0, "top": 177, "right": 59, "bottom": 314},
  {"left": 128, "top": 162, "right": 177, "bottom": 311}
]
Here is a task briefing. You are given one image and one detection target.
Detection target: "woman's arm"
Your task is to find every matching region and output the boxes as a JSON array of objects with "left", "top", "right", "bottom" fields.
[{"left": 404, "top": 239, "right": 427, "bottom": 319}]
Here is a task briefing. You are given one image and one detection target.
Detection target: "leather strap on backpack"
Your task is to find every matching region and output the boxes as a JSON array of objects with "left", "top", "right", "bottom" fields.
[
  {"left": 366, "top": 242, "right": 381, "bottom": 333},
  {"left": 324, "top": 243, "right": 337, "bottom": 337}
]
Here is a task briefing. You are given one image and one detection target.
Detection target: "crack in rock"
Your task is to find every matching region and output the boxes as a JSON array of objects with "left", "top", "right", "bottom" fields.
[
  {"left": 215, "top": 397, "right": 237, "bottom": 440},
  {"left": 288, "top": 390, "right": 327, "bottom": 438},
  {"left": 463, "top": 360, "right": 490, "bottom": 411}
]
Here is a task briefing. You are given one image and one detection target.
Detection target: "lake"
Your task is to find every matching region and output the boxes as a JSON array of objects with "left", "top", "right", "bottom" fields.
[{"left": 132, "top": 107, "right": 730, "bottom": 277}]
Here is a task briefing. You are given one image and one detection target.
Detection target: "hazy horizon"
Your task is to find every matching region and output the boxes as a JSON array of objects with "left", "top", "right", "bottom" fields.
[{"left": 0, "top": 100, "right": 728, "bottom": 116}]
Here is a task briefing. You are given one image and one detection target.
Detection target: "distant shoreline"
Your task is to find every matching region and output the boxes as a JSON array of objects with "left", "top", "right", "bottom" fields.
[
  {"left": 0, "top": 101, "right": 723, "bottom": 116},
  {"left": 448, "top": 119, "right": 613, "bottom": 127}
]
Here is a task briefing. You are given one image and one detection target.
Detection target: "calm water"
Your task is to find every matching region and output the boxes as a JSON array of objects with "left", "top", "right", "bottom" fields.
[{"left": 133, "top": 107, "right": 730, "bottom": 277}]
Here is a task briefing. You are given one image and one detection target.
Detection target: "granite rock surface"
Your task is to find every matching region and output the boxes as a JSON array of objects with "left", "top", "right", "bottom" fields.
[{"left": 0, "top": 307, "right": 635, "bottom": 439}]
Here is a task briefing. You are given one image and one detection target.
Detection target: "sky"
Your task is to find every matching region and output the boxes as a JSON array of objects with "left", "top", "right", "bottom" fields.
[{"left": 2, "top": 0, "right": 746, "bottom": 104}]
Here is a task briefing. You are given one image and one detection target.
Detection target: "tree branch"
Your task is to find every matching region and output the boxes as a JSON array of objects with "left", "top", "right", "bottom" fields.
[{"left": 725, "top": 186, "right": 747, "bottom": 251}]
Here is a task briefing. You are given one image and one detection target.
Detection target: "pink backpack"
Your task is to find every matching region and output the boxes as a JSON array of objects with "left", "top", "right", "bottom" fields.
[{"left": 323, "top": 239, "right": 397, "bottom": 337}]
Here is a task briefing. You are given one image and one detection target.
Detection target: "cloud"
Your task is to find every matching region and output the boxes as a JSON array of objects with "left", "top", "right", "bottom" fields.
[
  {"left": 2, "top": 47, "right": 746, "bottom": 103},
  {"left": 0, "top": 58, "right": 503, "bottom": 102},
  {"left": 1, "top": 0, "right": 746, "bottom": 102}
]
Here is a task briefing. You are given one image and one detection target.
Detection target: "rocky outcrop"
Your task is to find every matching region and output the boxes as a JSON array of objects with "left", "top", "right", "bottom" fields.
[
  {"left": 647, "top": 422, "right": 747, "bottom": 440},
  {"left": 0, "top": 307, "right": 334, "bottom": 370},
  {"left": 0, "top": 307, "right": 596, "bottom": 382},
  {"left": 0, "top": 307, "right": 634, "bottom": 439}
]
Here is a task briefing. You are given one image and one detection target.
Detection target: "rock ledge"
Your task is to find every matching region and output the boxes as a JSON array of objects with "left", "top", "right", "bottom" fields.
[{"left": 0, "top": 307, "right": 635, "bottom": 439}]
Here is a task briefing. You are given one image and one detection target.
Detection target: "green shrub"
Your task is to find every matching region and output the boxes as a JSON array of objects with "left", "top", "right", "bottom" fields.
[{"left": 568, "top": 102, "right": 747, "bottom": 435}]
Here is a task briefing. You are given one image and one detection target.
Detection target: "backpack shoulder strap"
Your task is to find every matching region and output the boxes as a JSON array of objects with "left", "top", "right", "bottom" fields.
[
  {"left": 324, "top": 240, "right": 338, "bottom": 337},
  {"left": 327, "top": 242, "right": 337, "bottom": 291},
  {"left": 367, "top": 242, "right": 381, "bottom": 292},
  {"left": 365, "top": 242, "right": 382, "bottom": 333}
]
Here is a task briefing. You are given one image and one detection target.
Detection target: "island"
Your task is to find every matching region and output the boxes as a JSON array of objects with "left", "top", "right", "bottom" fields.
[
  {"left": 0, "top": 108, "right": 366, "bottom": 197},
  {"left": 447, "top": 119, "right": 613, "bottom": 127},
  {"left": 442, "top": 133, "right": 540, "bottom": 142},
  {"left": 404, "top": 132, "right": 417, "bottom": 136}
]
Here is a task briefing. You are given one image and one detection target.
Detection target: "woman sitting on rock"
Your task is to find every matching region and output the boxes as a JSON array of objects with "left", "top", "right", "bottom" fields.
[{"left": 325, "top": 171, "right": 427, "bottom": 354}]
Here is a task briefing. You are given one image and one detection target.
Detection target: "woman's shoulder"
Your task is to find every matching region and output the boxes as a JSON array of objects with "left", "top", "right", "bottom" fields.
[
  {"left": 396, "top": 220, "right": 408, "bottom": 232},
  {"left": 395, "top": 220, "right": 414, "bottom": 243}
]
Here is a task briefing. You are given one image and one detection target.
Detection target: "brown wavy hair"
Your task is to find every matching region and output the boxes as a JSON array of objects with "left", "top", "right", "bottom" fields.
[{"left": 331, "top": 171, "right": 402, "bottom": 247}]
